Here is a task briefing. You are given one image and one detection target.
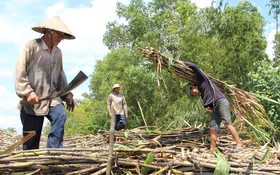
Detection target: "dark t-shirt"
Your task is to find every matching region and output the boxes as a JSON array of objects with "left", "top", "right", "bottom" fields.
[{"left": 184, "top": 62, "right": 226, "bottom": 108}]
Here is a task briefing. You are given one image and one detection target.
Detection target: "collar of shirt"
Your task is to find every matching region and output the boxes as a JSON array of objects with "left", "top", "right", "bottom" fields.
[{"left": 41, "top": 37, "right": 59, "bottom": 53}]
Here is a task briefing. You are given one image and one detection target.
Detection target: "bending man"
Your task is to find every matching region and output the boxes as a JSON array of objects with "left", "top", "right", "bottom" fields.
[{"left": 185, "top": 62, "right": 243, "bottom": 153}]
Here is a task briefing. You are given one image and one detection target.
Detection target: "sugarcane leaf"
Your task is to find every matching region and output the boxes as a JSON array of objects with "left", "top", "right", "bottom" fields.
[
  {"left": 213, "top": 148, "right": 230, "bottom": 175},
  {"left": 260, "top": 149, "right": 270, "bottom": 163},
  {"left": 250, "top": 92, "right": 280, "bottom": 105},
  {"left": 114, "top": 143, "right": 133, "bottom": 149},
  {"left": 123, "top": 131, "right": 129, "bottom": 138},
  {"left": 168, "top": 56, "right": 173, "bottom": 70},
  {"left": 141, "top": 152, "right": 154, "bottom": 175}
]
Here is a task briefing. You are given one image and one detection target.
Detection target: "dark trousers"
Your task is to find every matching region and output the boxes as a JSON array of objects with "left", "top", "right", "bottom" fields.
[
  {"left": 20, "top": 104, "right": 66, "bottom": 150},
  {"left": 20, "top": 109, "right": 44, "bottom": 150},
  {"left": 115, "top": 114, "right": 126, "bottom": 131}
]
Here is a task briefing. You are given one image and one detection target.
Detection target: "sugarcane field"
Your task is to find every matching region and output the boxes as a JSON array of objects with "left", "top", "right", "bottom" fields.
[
  {"left": 0, "top": 46, "right": 279, "bottom": 175},
  {"left": 0, "top": 126, "right": 280, "bottom": 175},
  {"left": 3, "top": 0, "right": 280, "bottom": 175}
]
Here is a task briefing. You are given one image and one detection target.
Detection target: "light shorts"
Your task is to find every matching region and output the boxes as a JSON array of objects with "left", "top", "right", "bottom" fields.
[{"left": 210, "top": 98, "right": 233, "bottom": 130}]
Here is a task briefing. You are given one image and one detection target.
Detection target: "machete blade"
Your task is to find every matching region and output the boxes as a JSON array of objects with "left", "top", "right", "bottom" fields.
[{"left": 41, "top": 70, "right": 88, "bottom": 100}]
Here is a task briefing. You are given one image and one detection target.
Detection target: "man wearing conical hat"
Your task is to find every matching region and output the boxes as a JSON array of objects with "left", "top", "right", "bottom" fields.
[{"left": 14, "top": 16, "right": 75, "bottom": 150}]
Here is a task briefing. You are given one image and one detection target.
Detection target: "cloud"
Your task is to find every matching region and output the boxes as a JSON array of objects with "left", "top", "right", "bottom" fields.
[
  {"left": 0, "top": 0, "right": 131, "bottom": 133},
  {"left": 0, "top": 16, "right": 35, "bottom": 49},
  {"left": 191, "top": 0, "right": 212, "bottom": 8},
  {"left": 0, "top": 85, "right": 21, "bottom": 133},
  {"left": 266, "top": 28, "right": 276, "bottom": 59}
]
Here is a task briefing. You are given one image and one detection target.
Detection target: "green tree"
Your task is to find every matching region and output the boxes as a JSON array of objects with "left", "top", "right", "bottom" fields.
[
  {"left": 267, "top": 0, "right": 280, "bottom": 66},
  {"left": 102, "top": 0, "right": 210, "bottom": 131},
  {"left": 76, "top": 0, "right": 269, "bottom": 135},
  {"left": 178, "top": 0, "right": 267, "bottom": 87},
  {"left": 248, "top": 61, "right": 280, "bottom": 131},
  {"left": 6, "top": 127, "right": 16, "bottom": 133},
  {"left": 273, "top": 32, "right": 280, "bottom": 66},
  {"left": 267, "top": 0, "right": 280, "bottom": 33},
  {"left": 106, "top": 0, "right": 267, "bottom": 87}
]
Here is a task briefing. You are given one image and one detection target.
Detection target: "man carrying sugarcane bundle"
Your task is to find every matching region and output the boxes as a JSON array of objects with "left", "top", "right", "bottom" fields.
[{"left": 185, "top": 62, "right": 244, "bottom": 153}]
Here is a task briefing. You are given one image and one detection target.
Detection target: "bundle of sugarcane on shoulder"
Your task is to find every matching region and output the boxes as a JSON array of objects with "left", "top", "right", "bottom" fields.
[{"left": 139, "top": 46, "right": 276, "bottom": 146}]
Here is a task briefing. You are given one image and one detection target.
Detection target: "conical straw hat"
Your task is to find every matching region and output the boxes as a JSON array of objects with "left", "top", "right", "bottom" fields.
[{"left": 32, "top": 16, "right": 75, "bottom": 39}]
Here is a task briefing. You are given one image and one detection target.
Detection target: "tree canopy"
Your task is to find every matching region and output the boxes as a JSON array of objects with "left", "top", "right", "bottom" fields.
[{"left": 61, "top": 0, "right": 279, "bottom": 143}]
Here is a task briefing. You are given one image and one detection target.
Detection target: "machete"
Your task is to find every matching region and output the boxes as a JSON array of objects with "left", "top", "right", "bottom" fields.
[{"left": 20, "top": 71, "right": 88, "bottom": 104}]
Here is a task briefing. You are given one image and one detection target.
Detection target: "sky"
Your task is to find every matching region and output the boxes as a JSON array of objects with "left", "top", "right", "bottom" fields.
[{"left": 0, "top": 0, "right": 275, "bottom": 134}]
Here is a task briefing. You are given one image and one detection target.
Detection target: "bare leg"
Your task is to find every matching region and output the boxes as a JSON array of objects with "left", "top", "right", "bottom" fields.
[
  {"left": 210, "top": 128, "right": 218, "bottom": 152},
  {"left": 224, "top": 123, "right": 243, "bottom": 148}
]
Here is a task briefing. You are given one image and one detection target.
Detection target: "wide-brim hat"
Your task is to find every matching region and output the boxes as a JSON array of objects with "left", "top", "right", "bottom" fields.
[
  {"left": 112, "top": 84, "right": 120, "bottom": 89},
  {"left": 32, "top": 16, "right": 75, "bottom": 39}
]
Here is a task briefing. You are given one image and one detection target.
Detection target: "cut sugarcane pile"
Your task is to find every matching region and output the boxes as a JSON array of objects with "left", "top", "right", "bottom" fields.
[
  {"left": 0, "top": 127, "right": 279, "bottom": 175},
  {"left": 0, "top": 129, "right": 22, "bottom": 152}
]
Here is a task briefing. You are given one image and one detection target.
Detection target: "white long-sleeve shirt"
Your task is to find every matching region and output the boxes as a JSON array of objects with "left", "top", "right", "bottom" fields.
[
  {"left": 14, "top": 37, "right": 68, "bottom": 115},
  {"left": 107, "top": 92, "right": 128, "bottom": 115}
]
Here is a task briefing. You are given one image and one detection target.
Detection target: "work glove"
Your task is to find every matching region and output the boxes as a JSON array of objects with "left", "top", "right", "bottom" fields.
[{"left": 65, "top": 93, "right": 75, "bottom": 112}]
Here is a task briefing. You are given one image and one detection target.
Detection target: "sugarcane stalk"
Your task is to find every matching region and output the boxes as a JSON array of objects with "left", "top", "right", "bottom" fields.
[
  {"left": 0, "top": 127, "right": 279, "bottom": 174},
  {"left": 154, "top": 166, "right": 169, "bottom": 174},
  {"left": 137, "top": 100, "right": 148, "bottom": 130},
  {"left": 66, "top": 164, "right": 106, "bottom": 175},
  {"left": 93, "top": 167, "right": 108, "bottom": 175},
  {"left": 106, "top": 108, "right": 116, "bottom": 175},
  {"left": 9, "top": 150, "right": 49, "bottom": 158},
  {"left": 25, "top": 168, "right": 42, "bottom": 175},
  {"left": 0, "top": 131, "right": 36, "bottom": 155}
]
